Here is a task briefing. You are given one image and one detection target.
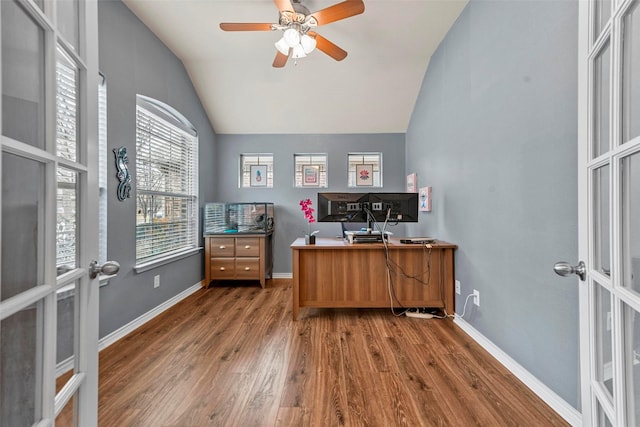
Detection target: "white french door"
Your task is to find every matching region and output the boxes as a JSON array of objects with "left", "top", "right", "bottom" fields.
[
  {"left": 577, "top": 0, "right": 640, "bottom": 424},
  {"left": 0, "top": 0, "right": 101, "bottom": 426}
]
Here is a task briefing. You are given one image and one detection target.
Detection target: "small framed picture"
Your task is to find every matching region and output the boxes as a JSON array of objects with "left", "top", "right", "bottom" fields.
[
  {"left": 419, "top": 186, "right": 432, "bottom": 211},
  {"left": 406, "top": 173, "right": 417, "bottom": 192},
  {"left": 250, "top": 165, "right": 267, "bottom": 187},
  {"left": 302, "top": 165, "right": 320, "bottom": 186},
  {"left": 355, "top": 164, "right": 373, "bottom": 186}
]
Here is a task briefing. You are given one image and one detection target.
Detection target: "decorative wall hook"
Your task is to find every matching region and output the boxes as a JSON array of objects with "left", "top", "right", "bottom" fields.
[{"left": 113, "top": 146, "right": 131, "bottom": 201}]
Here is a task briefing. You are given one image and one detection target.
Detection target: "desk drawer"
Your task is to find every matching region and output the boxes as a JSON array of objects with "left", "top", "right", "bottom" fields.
[
  {"left": 211, "top": 258, "right": 235, "bottom": 279},
  {"left": 236, "top": 238, "right": 260, "bottom": 257},
  {"left": 236, "top": 258, "right": 260, "bottom": 279},
  {"left": 210, "top": 237, "right": 235, "bottom": 257}
]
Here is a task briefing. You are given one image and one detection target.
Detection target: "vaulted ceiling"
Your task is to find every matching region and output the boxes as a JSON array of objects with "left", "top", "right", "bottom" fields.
[{"left": 122, "top": 0, "right": 468, "bottom": 134}]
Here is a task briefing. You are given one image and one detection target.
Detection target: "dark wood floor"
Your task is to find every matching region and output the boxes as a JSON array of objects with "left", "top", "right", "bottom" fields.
[{"left": 58, "top": 280, "right": 569, "bottom": 426}]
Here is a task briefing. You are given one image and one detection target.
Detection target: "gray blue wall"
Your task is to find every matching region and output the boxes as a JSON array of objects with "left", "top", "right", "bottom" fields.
[
  {"left": 98, "top": 0, "right": 217, "bottom": 338},
  {"left": 214, "top": 133, "right": 406, "bottom": 274},
  {"left": 405, "top": 0, "right": 580, "bottom": 408}
]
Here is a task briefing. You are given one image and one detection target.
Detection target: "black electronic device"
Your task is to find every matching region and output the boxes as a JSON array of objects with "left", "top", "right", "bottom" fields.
[
  {"left": 316, "top": 192, "right": 368, "bottom": 223},
  {"left": 367, "top": 192, "right": 419, "bottom": 223},
  {"left": 400, "top": 238, "right": 436, "bottom": 244},
  {"left": 318, "top": 192, "right": 419, "bottom": 233}
]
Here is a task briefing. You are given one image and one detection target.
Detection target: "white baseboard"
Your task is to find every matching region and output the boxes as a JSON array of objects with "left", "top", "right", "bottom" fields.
[
  {"left": 272, "top": 272, "right": 292, "bottom": 279},
  {"left": 56, "top": 282, "right": 202, "bottom": 376},
  {"left": 454, "top": 317, "right": 582, "bottom": 427}
]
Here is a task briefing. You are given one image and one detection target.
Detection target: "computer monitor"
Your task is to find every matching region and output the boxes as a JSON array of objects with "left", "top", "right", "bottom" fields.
[
  {"left": 367, "top": 192, "right": 419, "bottom": 223},
  {"left": 317, "top": 192, "right": 418, "bottom": 226},
  {"left": 316, "top": 192, "right": 368, "bottom": 223}
]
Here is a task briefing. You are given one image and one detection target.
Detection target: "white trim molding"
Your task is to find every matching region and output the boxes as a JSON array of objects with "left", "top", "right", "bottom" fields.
[{"left": 454, "top": 317, "right": 582, "bottom": 426}]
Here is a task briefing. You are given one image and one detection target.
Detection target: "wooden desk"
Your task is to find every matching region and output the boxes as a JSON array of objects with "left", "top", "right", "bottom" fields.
[{"left": 291, "top": 237, "right": 457, "bottom": 320}]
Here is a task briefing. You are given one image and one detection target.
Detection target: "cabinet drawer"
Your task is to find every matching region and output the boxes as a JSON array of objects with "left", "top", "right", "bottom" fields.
[
  {"left": 236, "top": 258, "right": 260, "bottom": 279},
  {"left": 210, "top": 237, "right": 235, "bottom": 257},
  {"left": 235, "top": 238, "right": 260, "bottom": 257},
  {"left": 211, "top": 258, "right": 235, "bottom": 279}
]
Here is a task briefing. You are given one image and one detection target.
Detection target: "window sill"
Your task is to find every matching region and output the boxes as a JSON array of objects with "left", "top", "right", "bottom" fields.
[{"left": 134, "top": 247, "right": 203, "bottom": 274}]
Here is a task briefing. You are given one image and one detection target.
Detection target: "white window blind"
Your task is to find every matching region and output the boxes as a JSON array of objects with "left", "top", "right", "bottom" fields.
[
  {"left": 136, "top": 98, "right": 198, "bottom": 263},
  {"left": 56, "top": 49, "right": 79, "bottom": 273}
]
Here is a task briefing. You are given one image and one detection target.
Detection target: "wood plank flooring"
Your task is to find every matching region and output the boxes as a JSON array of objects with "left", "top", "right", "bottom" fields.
[{"left": 57, "top": 280, "right": 569, "bottom": 426}]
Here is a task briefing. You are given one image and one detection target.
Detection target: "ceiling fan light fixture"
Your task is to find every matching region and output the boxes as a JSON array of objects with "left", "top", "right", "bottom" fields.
[
  {"left": 275, "top": 37, "right": 290, "bottom": 55},
  {"left": 292, "top": 44, "right": 307, "bottom": 59},
  {"left": 283, "top": 28, "right": 301, "bottom": 47},
  {"left": 300, "top": 33, "right": 316, "bottom": 54}
]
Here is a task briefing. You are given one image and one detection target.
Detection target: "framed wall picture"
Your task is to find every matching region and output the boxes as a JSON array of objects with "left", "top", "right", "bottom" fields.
[
  {"left": 406, "top": 173, "right": 417, "bottom": 192},
  {"left": 302, "top": 165, "right": 320, "bottom": 186},
  {"left": 419, "top": 186, "right": 432, "bottom": 211},
  {"left": 355, "top": 164, "right": 374, "bottom": 186},
  {"left": 250, "top": 165, "right": 267, "bottom": 187}
]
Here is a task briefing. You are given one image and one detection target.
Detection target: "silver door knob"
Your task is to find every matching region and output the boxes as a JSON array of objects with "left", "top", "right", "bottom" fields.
[
  {"left": 553, "top": 261, "right": 586, "bottom": 281},
  {"left": 89, "top": 260, "right": 120, "bottom": 279}
]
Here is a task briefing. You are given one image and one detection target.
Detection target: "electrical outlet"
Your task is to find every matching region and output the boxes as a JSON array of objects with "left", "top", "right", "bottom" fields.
[
  {"left": 154, "top": 275, "right": 160, "bottom": 288},
  {"left": 473, "top": 289, "right": 480, "bottom": 307},
  {"left": 455, "top": 280, "right": 461, "bottom": 295}
]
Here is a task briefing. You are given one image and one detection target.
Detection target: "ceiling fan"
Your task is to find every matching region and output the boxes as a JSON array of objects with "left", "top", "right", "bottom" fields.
[{"left": 219, "top": 0, "right": 365, "bottom": 68}]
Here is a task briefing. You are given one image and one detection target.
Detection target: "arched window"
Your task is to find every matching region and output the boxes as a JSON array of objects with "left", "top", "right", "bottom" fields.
[{"left": 135, "top": 95, "right": 198, "bottom": 265}]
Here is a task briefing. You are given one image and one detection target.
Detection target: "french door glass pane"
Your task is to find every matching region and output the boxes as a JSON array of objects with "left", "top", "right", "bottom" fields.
[
  {"left": 1, "top": 154, "right": 45, "bottom": 301},
  {"left": 0, "top": 303, "right": 42, "bottom": 426},
  {"left": 622, "top": 0, "right": 640, "bottom": 143},
  {"left": 57, "top": 167, "right": 77, "bottom": 274},
  {"left": 594, "top": 0, "right": 612, "bottom": 42},
  {"left": 621, "top": 151, "right": 640, "bottom": 293},
  {"left": 57, "top": 285, "right": 76, "bottom": 365},
  {"left": 624, "top": 303, "right": 640, "bottom": 425},
  {"left": 57, "top": 50, "right": 78, "bottom": 162},
  {"left": 1, "top": 0, "right": 46, "bottom": 149},
  {"left": 593, "top": 165, "right": 611, "bottom": 276},
  {"left": 56, "top": 0, "right": 79, "bottom": 51},
  {"left": 595, "top": 283, "right": 614, "bottom": 398},
  {"left": 593, "top": 41, "right": 611, "bottom": 158}
]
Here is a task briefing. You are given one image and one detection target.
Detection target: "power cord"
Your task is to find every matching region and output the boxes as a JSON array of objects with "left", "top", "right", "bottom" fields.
[
  {"left": 362, "top": 209, "right": 450, "bottom": 320},
  {"left": 448, "top": 292, "right": 475, "bottom": 319}
]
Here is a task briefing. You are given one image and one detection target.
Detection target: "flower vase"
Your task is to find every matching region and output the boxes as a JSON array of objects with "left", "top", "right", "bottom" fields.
[{"left": 305, "top": 234, "right": 316, "bottom": 245}]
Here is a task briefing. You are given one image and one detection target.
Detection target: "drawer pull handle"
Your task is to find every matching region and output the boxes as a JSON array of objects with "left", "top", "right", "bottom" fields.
[
  {"left": 244, "top": 267, "right": 251, "bottom": 271},
  {"left": 219, "top": 245, "right": 226, "bottom": 249},
  {"left": 244, "top": 245, "right": 251, "bottom": 249},
  {"left": 219, "top": 267, "right": 225, "bottom": 271}
]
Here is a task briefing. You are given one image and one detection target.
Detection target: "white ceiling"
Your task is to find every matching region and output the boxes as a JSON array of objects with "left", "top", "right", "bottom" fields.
[{"left": 122, "top": 0, "right": 468, "bottom": 135}]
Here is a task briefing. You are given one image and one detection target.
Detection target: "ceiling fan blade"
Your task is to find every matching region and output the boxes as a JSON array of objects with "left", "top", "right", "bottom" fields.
[
  {"left": 273, "top": 50, "right": 289, "bottom": 68},
  {"left": 273, "top": 0, "right": 294, "bottom": 13},
  {"left": 219, "top": 23, "right": 274, "bottom": 31},
  {"left": 309, "top": 0, "right": 365, "bottom": 26},
  {"left": 309, "top": 32, "right": 347, "bottom": 61}
]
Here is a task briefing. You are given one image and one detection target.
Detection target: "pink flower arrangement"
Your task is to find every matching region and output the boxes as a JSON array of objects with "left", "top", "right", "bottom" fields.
[
  {"left": 300, "top": 198, "right": 315, "bottom": 223},
  {"left": 299, "top": 198, "right": 318, "bottom": 236}
]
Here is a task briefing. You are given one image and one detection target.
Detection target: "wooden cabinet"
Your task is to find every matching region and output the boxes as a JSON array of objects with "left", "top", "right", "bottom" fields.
[{"left": 204, "top": 233, "right": 273, "bottom": 288}]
